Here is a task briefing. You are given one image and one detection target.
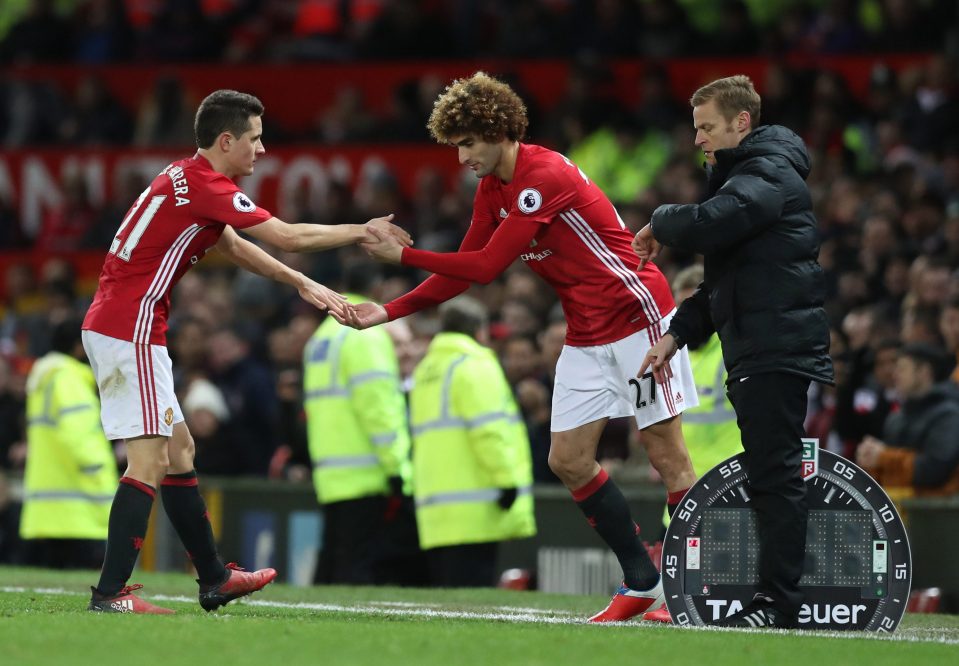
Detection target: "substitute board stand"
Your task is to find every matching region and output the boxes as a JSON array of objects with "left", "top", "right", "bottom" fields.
[{"left": 662, "top": 440, "right": 911, "bottom": 631}]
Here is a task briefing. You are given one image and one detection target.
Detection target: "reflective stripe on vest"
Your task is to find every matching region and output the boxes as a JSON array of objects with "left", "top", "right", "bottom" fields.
[
  {"left": 370, "top": 432, "right": 397, "bottom": 447},
  {"left": 23, "top": 490, "right": 115, "bottom": 503},
  {"left": 416, "top": 485, "right": 533, "bottom": 509},
  {"left": 27, "top": 403, "right": 93, "bottom": 427},
  {"left": 305, "top": 370, "right": 395, "bottom": 400},
  {"left": 312, "top": 454, "right": 380, "bottom": 469},
  {"left": 307, "top": 327, "right": 403, "bottom": 462},
  {"left": 411, "top": 354, "right": 522, "bottom": 435}
]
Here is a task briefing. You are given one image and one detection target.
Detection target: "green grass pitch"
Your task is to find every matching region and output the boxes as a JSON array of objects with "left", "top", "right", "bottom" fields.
[{"left": 2, "top": 566, "right": 957, "bottom": 666}]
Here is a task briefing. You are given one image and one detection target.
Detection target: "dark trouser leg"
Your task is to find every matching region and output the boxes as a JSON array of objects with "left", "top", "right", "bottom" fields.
[
  {"left": 316, "top": 496, "right": 385, "bottom": 585},
  {"left": 727, "top": 373, "right": 810, "bottom": 618},
  {"left": 426, "top": 542, "right": 499, "bottom": 588}
]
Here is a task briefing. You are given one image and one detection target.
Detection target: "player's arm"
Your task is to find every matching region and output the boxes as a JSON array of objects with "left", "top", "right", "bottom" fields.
[
  {"left": 365, "top": 214, "right": 542, "bottom": 284},
  {"left": 352, "top": 211, "right": 498, "bottom": 327},
  {"left": 215, "top": 226, "right": 350, "bottom": 319},
  {"left": 241, "top": 214, "right": 411, "bottom": 253}
]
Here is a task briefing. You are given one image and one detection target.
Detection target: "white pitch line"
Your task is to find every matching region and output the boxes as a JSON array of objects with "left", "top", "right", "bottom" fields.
[{"left": 2, "top": 586, "right": 958, "bottom": 646}]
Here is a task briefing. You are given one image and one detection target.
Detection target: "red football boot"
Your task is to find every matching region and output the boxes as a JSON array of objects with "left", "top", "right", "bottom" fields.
[
  {"left": 642, "top": 604, "right": 672, "bottom": 623},
  {"left": 198, "top": 562, "right": 277, "bottom": 612},
  {"left": 588, "top": 576, "right": 664, "bottom": 623},
  {"left": 87, "top": 584, "right": 175, "bottom": 614}
]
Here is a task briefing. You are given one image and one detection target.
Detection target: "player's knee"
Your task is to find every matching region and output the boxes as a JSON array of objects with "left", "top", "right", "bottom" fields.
[{"left": 547, "top": 448, "right": 589, "bottom": 483}]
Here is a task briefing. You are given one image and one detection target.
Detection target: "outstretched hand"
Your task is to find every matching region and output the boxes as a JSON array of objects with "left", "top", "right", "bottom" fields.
[
  {"left": 638, "top": 333, "right": 678, "bottom": 385},
  {"left": 632, "top": 224, "right": 661, "bottom": 270},
  {"left": 297, "top": 279, "right": 352, "bottom": 323},
  {"left": 345, "top": 301, "right": 389, "bottom": 330},
  {"left": 360, "top": 225, "right": 405, "bottom": 264},
  {"left": 365, "top": 214, "right": 413, "bottom": 248}
]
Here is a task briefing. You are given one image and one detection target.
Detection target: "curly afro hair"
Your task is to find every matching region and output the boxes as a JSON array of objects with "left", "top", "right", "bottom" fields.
[{"left": 427, "top": 72, "right": 528, "bottom": 144}]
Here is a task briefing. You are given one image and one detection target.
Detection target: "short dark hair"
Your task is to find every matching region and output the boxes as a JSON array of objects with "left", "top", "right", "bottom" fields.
[
  {"left": 194, "top": 90, "right": 264, "bottom": 149},
  {"left": 899, "top": 342, "right": 952, "bottom": 383},
  {"left": 50, "top": 317, "right": 83, "bottom": 355},
  {"left": 343, "top": 261, "right": 382, "bottom": 296},
  {"left": 439, "top": 296, "right": 488, "bottom": 337}
]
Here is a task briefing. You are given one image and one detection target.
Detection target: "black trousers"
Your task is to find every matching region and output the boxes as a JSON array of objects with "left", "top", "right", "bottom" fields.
[
  {"left": 726, "top": 372, "right": 810, "bottom": 618},
  {"left": 426, "top": 542, "right": 499, "bottom": 588},
  {"left": 315, "top": 496, "right": 386, "bottom": 585},
  {"left": 22, "top": 538, "right": 106, "bottom": 570}
]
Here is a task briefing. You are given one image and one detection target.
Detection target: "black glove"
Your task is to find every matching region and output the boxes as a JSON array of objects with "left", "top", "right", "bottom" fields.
[
  {"left": 387, "top": 475, "right": 404, "bottom": 497},
  {"left": 384, "top": 475, "right": 404, "bottom": 522},
  {"left": 497, "top": 487, "right": 518, "bottom": 510}
]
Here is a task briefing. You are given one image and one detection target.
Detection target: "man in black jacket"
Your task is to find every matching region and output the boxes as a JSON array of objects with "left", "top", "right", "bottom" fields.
[{"left": 634, "top": 75, "right": 834, "bottom": 628}]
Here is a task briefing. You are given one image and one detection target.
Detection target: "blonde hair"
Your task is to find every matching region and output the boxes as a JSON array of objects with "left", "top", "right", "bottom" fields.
[
  {"left": 672, "top": 264, "right": 705, "bottom": 294},
  {"left": 427, "top": 72, "right": 528, "bottom": 144},
  {"left": 690, "top": 75, "right": 761, "bottom": 127}
]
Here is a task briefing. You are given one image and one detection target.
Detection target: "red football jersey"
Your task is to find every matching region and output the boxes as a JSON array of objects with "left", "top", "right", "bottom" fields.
[
  {"left": 83, "top": 154, "right": 271, "bottom": 345},
  {"left": 388, "top": 144, "right": 675, "bottom": 346}
]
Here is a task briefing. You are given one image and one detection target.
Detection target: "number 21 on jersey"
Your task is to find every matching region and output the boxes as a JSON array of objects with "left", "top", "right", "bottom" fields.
[{"left": 110, "top": 187, "right": 166, "bottom": 262}]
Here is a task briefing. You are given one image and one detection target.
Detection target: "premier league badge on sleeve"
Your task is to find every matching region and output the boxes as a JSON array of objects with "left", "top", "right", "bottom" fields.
[
  {"left": 518, "top": 188, "right": 542, "bottom": 214},
  {"left": 233, "top": 191, "right": 256, "bottom": 213}
]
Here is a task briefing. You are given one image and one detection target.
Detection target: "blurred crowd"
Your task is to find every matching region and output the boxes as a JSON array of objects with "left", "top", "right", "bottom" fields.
[
  {"left": 1, "top": 3, "right": 959, "bottom": 522},
  {"left": 1, "top": 0, "right": 955, "bottom": 66}
]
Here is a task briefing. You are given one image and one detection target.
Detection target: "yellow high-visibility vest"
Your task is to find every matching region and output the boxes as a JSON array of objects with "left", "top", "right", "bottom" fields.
[
  {"left": 410, "top": 333, "right": 536, "bottom": 550},
  {"left": 303, "top": 297, "right": 411, "bottom": 505},
  {"left": 21, "top": 352, "right": 117, "bottom": 540}
]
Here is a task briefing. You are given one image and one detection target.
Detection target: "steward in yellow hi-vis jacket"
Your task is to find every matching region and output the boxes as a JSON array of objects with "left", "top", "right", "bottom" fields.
[
  {"left": 21, "top": 318, "right": 117, "bottom": 569},
  {"left": 410, "top": 296, "right": 536, "bottom": 587},
  {"left": 304, "top": 270, "right": 413, "bottom": 584}
]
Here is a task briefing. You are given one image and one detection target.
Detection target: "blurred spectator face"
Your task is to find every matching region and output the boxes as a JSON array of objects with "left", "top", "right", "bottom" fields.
[
  {"left": 502, "top": 337, "right": 540, "bottom": 385},
  {"left": 861, "top": 216, "right": 895, "bottom": 258},
  {"left": 842, "top": 307, "right": 875, "bottom": 350},
  {"left": 385, "top": 319, "right": 418, "bottom": 379},
  {"left": 941, "top": 304, "right": 959, "bottom": 353},
  {"left": 917, "top": 266, "right": 950, "bottom": 307},
  {"left": 874, "top": 346, "right": 899, "bottom": 389},
  {"left": 538, "top": 320, "right": 567, "bottom": 373},
  {"left": 172, "top": 319, "right": 209, "bottom": 370},
  {"left": 267, "top": 327, "right": 296, "bottom": 367},
  {"left": 883, "top": 257, "right": 910, "bottom": 299},
  {"left": 187, "top": 407, "right": 220, "bottom": 439},
  {"left": 208, "top": 330, "right": 248, "bottom": 373},
  {"left": 275, "top": 368, "right": 301, "bottom": 403},
  {"left": 894, "top": 355, "right": 932, "bottom": 399},
  {"left": 901, "top": 307, "right": 942, "bottom": 346},
  {"left": 4, "top": 264, "right": 36, "bottom": 302},
  {"left": 500, "top": 299, "right": 540, "bottom": 337},
  {"left": 287, "top": 314, "right": 322, "bottom": 359},
  {"left": 837, "top": 271, "right": 869, "bottom": 308}
]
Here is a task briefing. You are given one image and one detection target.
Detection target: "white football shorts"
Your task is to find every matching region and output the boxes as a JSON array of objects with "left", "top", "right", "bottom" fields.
[
  {"left": 551, "top": 309, "right": 699, "bottom": 432},
  {"left": 82, "top": 330, "right": 184, "bottom": 439}
]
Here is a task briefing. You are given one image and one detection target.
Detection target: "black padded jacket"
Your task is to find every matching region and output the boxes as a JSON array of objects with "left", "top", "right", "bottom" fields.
[{"left": 651, "top": 125, "right": 834, "bottom": 385}]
